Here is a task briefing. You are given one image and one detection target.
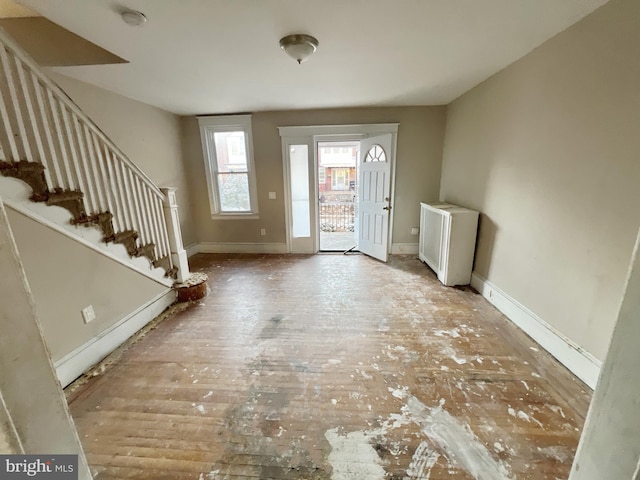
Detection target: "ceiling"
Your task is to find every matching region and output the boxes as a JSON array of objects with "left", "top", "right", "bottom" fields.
[{"left": 19, "top": 0, "right": 608, "bottom": 116}]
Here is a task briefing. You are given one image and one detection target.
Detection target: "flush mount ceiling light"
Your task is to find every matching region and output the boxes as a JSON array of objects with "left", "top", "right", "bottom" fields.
[
  {"left": 279, "top": 34, "right": 319, "bottom": 64},
  {"left": 121, "top": 9, "right": 147, "bottom": 26}
]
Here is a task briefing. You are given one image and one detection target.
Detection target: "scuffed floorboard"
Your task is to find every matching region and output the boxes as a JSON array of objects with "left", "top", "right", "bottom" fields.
[{"left": 67, "top": 254, "right": 592, "bottom": 479}]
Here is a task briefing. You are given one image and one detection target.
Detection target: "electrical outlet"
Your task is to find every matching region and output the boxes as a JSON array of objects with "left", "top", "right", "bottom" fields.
[
  {"left": 260, "top": 228, "right": 266, "bottom": 236},
  {"left": 268, "top": 192, "right": 276, "bottom": 200},
  {"left": 411, "top": 227, "right": 419, "bottom": 235},
  {"left": 82, "top": 305, "right": 96, "bottom": 324}
]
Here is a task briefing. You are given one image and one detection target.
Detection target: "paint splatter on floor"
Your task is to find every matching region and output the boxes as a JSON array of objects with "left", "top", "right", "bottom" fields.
[
  {"left": 404, "top": 396, "right": 514, "bottom": 480},
  {"left": 324, "top": 387, "right": 515, "bottom": 480},
  {"left": 406, "top": 441, "right": 440, "bottom": 479},
  {"left": 67, "top": 254, "right": 590, "bottom": 479},
  {"left": 325, "top": 428, "right": 386, "bottom": 479}
]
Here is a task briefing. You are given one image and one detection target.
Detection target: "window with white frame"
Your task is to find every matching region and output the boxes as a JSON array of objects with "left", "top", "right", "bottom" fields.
[
  {"left": 198, "top": 115, "right": 259, "bottom": 218},
  {"left": 331, "top": 168, "right": 350, "bottom": 191}
]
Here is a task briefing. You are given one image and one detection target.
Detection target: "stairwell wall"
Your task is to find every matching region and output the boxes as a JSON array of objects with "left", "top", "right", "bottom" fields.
[
  {"left": 0, "top": 198, "right": 91, "bottom": 475},
  {"left": 6, "top": 207, "right": 170, "bottom": 367},
  {"left": 0, "top": 44, "right": 188, "bottom": 386},
  {"left": 47, "top": 71, "right": 196, "bottom": 247}
]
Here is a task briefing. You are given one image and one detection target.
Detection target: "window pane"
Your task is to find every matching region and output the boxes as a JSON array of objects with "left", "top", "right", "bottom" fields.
[
  {"left": 290, "top": 145, "right": 310, "bottom": 238},
  {"left": 217, "top": 173, "right": 250, "bottom": 211},
  {"left": 214, "top": 131, "right": 247, "bottom": 172},
  {"left": 331, "top": 168, "right": 349, "bottom": 191}
]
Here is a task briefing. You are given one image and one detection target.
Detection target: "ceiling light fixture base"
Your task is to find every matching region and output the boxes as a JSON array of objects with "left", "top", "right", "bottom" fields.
[{"left": 279, "top": 34, "right": 319, "bottom": 64}]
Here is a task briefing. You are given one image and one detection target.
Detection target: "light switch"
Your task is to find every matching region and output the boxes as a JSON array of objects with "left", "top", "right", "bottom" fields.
[
  {"left": 82, "top": 305, "right": 96, "bottom": 324},
  {"left": 268, "top": 192, "right": 276, "bottom": 200}
]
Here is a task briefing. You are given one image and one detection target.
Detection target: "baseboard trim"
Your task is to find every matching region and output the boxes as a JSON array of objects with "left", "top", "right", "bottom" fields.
[
  {"left": 471, "top": 272, "right": 601, "bottom": 389},
  {"left": 54, "top": 289, "right": 176, "bottom": 387},
  {"left": 185, "top": 242, "right": 199, "bottom": 258},
  {"left": 189, "top": 242, "right": 418, "bottom": 256},
  {"left": 193, "top": 242, "right": 288, "bottom": 254},
  {"left": 391, "top": 243, "right": 419, "bottom": 255}
]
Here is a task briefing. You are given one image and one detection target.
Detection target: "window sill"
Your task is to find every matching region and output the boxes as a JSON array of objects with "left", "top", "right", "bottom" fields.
[{"left": 211, "top": 213, "right": 259, "bottom": 220}]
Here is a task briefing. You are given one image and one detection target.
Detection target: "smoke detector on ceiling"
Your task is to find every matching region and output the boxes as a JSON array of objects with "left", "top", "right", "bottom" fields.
[{"left": 121, "top": 9, "right": 147, "bottom": 26}]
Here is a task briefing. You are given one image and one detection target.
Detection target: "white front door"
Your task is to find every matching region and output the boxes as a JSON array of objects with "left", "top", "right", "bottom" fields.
[{"left": 358, "top": 134, "right": 392, "bottom": 262}]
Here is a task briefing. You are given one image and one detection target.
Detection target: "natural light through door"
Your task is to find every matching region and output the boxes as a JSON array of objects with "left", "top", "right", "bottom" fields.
[
  {"left": 290, "top": 145, "right": 310, "bottom": 238},
  {"left": 317, "top": 141, "right": 359, "bottom": 252},
  {"left": 279, "top": 124, "right": 398, "bottom": 256}
]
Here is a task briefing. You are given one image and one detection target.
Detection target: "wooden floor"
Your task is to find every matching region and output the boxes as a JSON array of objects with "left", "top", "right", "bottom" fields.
[{"left": 67, "top": 254, "right": 592, "bottom": 480}]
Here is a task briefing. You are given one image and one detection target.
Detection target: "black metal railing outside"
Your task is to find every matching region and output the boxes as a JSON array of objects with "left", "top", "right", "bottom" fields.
[{"left": 319, "top": 201, "right": 354, "bottom": 232}]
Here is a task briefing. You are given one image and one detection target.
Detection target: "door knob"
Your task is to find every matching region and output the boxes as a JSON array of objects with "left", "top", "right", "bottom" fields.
[{"left": 383, "top": 205, "right": 391, "bottom": 211}]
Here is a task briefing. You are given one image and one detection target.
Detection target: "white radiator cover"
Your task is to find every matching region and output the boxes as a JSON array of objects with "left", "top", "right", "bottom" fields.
[{"left": 419, "top": 202, "right": 479, "bottom": 286}]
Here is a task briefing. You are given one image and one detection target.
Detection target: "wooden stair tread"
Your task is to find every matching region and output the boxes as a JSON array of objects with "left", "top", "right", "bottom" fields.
[{"left": 113, "top": 230, "right": 138, "bottom": 241}]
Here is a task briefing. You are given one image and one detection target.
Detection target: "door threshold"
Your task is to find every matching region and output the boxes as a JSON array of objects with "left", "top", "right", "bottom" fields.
[
  {"left": 318, "top": 251, "right": 343, "bottom": 255},
  {"left": 318, "top": 247, "right": 361, "bottom": 255}
]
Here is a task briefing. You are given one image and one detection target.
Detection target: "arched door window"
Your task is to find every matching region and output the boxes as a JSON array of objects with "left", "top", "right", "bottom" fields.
[{"left": 364, "top": 144, "right": 386, "bottom": 162}]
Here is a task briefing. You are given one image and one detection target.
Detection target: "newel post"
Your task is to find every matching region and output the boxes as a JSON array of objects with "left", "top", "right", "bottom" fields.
[{"left": 161, "top": 187, "right": 190, "bottom": 283}]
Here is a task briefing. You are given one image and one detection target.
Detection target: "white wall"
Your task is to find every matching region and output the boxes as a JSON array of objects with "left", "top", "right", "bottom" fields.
[
  {"left": 570, "top": 228, "right": 640, "bottom": 479},
  {"left": 0, "top": 428, "right": 13, "bottom": 453},
  {"left": 440, "top": 0, "right": 640, "bottom": 362},
  {"left": 6, "top": 207, "right": 169, "bottom": 364},
  {"left": 0, "top": 394, "right": 17, "bottom": 453},
  {"left": 0, "top": 198, "right": 91, "bottom": 477}
]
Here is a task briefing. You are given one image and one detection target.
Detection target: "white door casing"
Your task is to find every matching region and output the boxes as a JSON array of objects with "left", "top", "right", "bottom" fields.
[
  {"left": 279, "top": 124, "right": 398, "bottom": 255},
  {"left": 358, "top": 134, "right": 393, "bottom": 262}
]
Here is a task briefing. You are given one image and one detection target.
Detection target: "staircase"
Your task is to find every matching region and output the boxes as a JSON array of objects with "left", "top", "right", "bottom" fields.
[{"left": 0, "top": 28, "right": 188, "bottom": 285}]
